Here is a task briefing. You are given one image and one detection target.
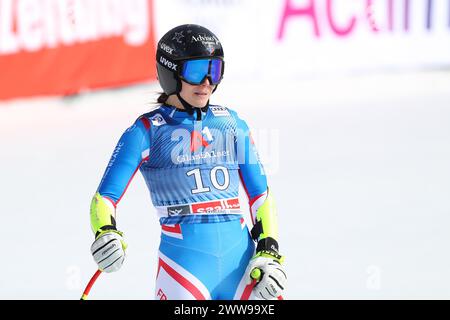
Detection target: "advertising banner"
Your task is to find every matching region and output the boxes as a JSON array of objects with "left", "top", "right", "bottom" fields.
[
  {"left": 154, "top": 0, "right": 450, "bottom": 81},
  {"left": 0, "top": 0, "right": 156, "bottom": 100}
]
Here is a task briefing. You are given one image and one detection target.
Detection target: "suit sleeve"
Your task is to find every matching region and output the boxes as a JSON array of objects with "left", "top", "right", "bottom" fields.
[
  {"left": 90, "top": 117, "right": 151, "bottom": 236},
  {"left": 236, "top": 116, "right": 268, "bottom": 222},
  {"left": 235, "top": 113, "right": 280, "bottom": 252}
]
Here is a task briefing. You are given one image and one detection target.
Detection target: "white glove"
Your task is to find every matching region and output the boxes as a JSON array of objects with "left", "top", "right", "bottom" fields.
[
  {"left": 91, "top": 231, "right": 127, "bottom": 273},
  {"left": 246, "top": 253, "right": 287, "bottom": 300}
]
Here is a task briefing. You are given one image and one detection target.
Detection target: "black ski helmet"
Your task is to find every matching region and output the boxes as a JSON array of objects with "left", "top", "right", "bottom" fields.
[{"left": 156, "top": 24, "right": 224, "bottom": 95}]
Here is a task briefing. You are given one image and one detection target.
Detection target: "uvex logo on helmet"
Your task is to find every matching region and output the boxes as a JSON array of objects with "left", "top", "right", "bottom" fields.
[
  {"left": 159, "top": 43, "right": 174, "bottom": 54},
  {"left": 159, "top": 56, "right": 177, "bottom": 71}
]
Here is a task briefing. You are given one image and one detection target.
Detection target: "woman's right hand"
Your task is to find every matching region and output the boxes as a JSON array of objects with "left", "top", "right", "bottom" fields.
[
  {"left": 90, "top": 230, "right": 127, "bottom": 273},
  {"left": 245, "top": 250, "right": 287, "bottom": 300}
]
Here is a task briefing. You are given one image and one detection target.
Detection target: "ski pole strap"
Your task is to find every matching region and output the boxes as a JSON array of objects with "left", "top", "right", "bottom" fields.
[
  {"left": 256, "top": 249, "right": 283, "bottom": 262},
  {"left": 251, "top": 223, "right": 280, "bottom": 253},
  {"left": 256, "top": 236, "right": 279, "bottom": 253},
  {"left": 95, "top": 225, "right": 117, "bottom": 238},
  {"left": 250, "top": 220, "right": 263, "bottom": 240}
]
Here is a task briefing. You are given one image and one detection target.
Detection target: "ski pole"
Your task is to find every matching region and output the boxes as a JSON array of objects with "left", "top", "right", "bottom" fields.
[
  {"left": 251, "top": 268, "right": 283, "bottom": 299},
  {"left": 80, "top": 269, "right": 102, "bottom": 300},
  {"left": 250, "top": 268, "right": 261, "bottom": 282}
]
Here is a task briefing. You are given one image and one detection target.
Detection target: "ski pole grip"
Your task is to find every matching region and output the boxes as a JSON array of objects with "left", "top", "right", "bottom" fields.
[{"left": 250, "top": 268, "right": 261, "bottom": 281}]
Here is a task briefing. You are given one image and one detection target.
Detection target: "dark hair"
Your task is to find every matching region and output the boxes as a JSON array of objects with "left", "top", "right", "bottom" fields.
[{"left": 157, "top": 92, "right": 169, "bottom": 104}]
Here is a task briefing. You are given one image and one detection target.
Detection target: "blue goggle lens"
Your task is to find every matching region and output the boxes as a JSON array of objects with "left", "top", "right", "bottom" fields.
[
  {"left": 181, "top": 59, "right": 223, "bottom": 85},
  {"left": 210, "top": 59, "right": 223, "bottom": 84}
]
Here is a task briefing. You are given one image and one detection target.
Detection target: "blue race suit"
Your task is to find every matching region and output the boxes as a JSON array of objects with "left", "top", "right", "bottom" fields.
[{"left": 95, "top": 104, "right": 270, "bottom": 300}]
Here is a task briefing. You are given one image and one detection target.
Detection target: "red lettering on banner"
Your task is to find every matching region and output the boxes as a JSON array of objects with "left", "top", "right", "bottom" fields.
[
  {"left": 0, "top": 0, "right": 156, "bottom": 100},
  {"left": 277, "top": 0, "right": 320, "bottom": 40},
  {"left": 278, "top": 0, "right": 357, "bottom": 39},
  {"left": 278, "top": 0, "right": 437, "bottom": 39},
  {"left": 326, "top": 0, "right": 356, "bottom": 36},
  {"left": 0, "top": 0, "right": 150, "bottom": 54},
  {"left": 0, "top": 0, "right": 18, "bottom": 54}
]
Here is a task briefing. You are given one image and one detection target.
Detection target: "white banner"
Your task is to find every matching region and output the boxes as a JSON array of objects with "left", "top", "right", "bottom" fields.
[{"left": 154, "top": 0, "right": 450, "bottom": 80}]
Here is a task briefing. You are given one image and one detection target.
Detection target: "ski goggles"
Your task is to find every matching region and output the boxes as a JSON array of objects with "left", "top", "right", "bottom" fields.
[{"left": 179, "top": 58, "right": 224, "bottom": 85}]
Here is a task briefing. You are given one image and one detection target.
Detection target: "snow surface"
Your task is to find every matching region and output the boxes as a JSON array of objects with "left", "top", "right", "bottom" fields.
[{"left": 1, "top": 71, "right": 450, "bottom": 299}]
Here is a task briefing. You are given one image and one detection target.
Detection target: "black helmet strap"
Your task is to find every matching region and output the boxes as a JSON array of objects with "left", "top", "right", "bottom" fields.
[{"left": 176, "top": 92, "right": 209, "bottom": 121}]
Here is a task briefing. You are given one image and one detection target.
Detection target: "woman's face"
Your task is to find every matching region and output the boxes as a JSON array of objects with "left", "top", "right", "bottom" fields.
[{"left": 179, "top": 79, "right": 216, "bottom": 108}]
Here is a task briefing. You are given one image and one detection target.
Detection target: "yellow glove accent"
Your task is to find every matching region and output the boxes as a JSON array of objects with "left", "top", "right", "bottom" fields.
[
  {"left": 255, "top": 192, "right": 279, "bottom": 241},
  {"left": 254, "top": 250, "right": 285, "bottom": 264},
  {"left": 95, "top": 229, "right": 128, "bottom": 251},
  {"left": 90, "top": 192, "right": 116, "bottom": 236}
]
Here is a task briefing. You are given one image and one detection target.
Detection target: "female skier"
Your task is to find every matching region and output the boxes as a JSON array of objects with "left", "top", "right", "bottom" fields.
[{"left": 89, "top": 24, "right": 287, "bottom": 300}]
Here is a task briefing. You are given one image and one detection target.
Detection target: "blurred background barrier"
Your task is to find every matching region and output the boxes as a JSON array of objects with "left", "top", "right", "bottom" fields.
[
  {"left": 155, "top": 0, "right": 450, "bottom": 81},
  {"left": 1, "top": 0, "right": 449, "bottom": 101},
  {"left": 0, "top": 0, "right": 156, "bottom": 100},
  {"left": 1, "top": 0, "right": 450, "bottom": 300}
]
